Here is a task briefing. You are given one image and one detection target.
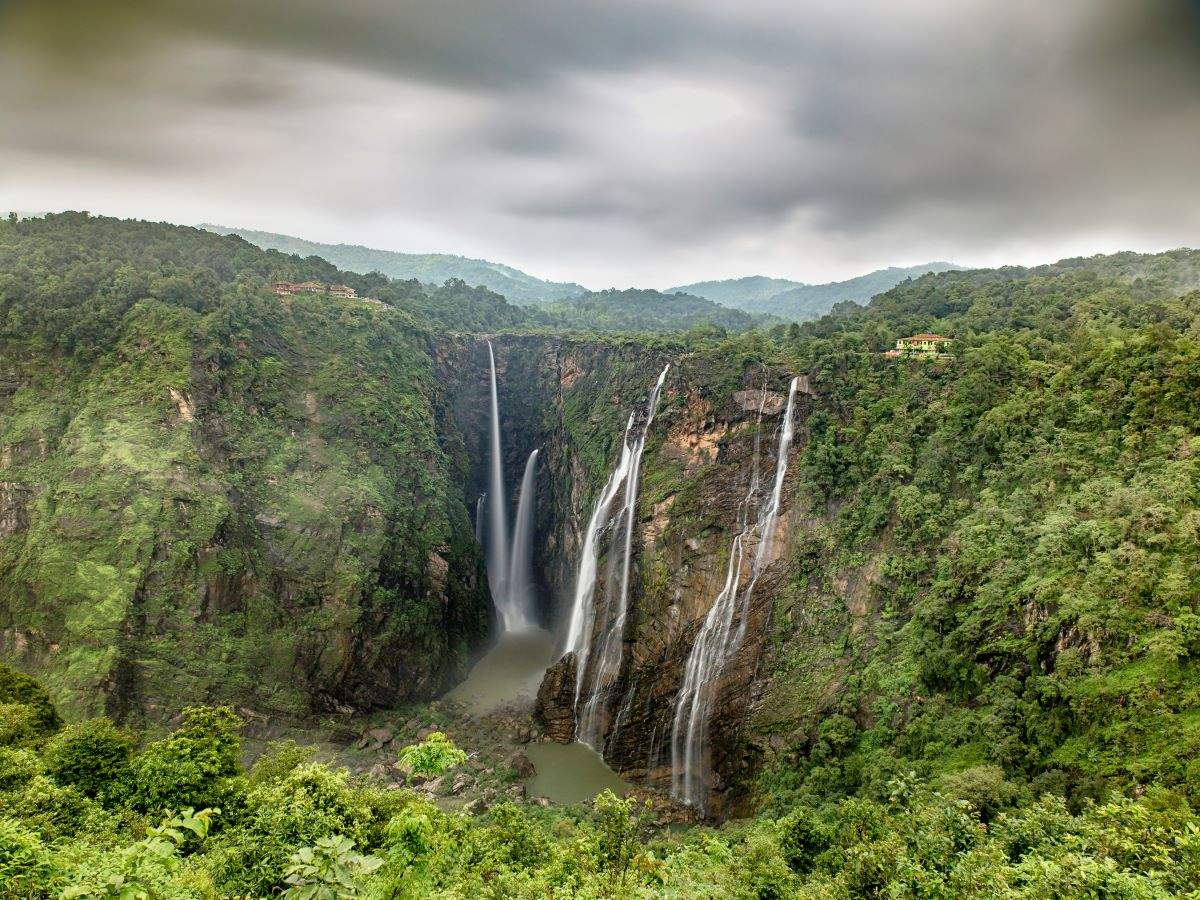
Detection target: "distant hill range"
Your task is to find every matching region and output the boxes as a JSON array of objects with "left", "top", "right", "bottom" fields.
[
  {"left": 200, "top": 225, "right": 587, "bottom": 305},
  {"left": 670, "top": 262, "right": 961, "bottom": 321}
]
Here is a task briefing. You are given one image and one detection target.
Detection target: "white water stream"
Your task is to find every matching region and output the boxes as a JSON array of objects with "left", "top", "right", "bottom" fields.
[
  {"left": 482, "top": 342, "right": 537, "bottom": 632},
  {"left": 670, "top": 376, "right": 799, "bottom": 810},
  {"left": 563, "top": 365, "right": 669, "bottom": 749}
]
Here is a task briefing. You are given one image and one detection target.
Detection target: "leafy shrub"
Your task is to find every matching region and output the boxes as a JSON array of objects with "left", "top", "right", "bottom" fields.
[
  {"left": 60, "top": 807, "right": 217, "bottom": 899},
  {"left": 0, "top": 664, "right": 62, "bottom": 744},
  {"left": 248, "top": 739, "right": 318, "bottom": 788},
  {"left": 0, "top": 702, "right": 54, "bottom": 749},
  {"left": 207, "top": 762, "right": 375, "bottom": 896},
  {"left": 0, "top": 815, "right": 56, "bottom": 894},
  {"left": 776, "top": 806, "right": 832, "bottom": 874},
  {"left": 7, "top": 774, "right": 105, "bottom": 841},
  {"left": 939, "top": 765, "right": 1024, "bottom": 822},
  {"left": 282, "top": 835, "right": 382, "bottom": 899},
  {"left": 130, "top": 706, "right": 243, "bottom": 813},
  {"left": 43, "top": 717, "right": 135, "bottom": 803},
  {"left": 0, "top": 746, "right": 43, "bottom": 792},
  {"left": 590, "top": 790, "right": 642, "bottom": 892},
  {"left": 395, "top": 732, "right": 466, "bottom": 778}
]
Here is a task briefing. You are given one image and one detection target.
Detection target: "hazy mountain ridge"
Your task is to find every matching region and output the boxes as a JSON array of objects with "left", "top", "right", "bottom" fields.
[
  {"left": 671, "top": 262, "right": 960, "bottom": 321},
  {"left": 200, "top": 224, "right": 588, "bottom": 304},
  {"left": 666, "top": 275, "right": 805, "bottom": 307},
  {"left": 534, "top": 287, "right": 759, "bottom": 334}
]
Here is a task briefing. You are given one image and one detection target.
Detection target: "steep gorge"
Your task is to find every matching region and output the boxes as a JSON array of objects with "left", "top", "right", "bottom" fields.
[
  {"left": 436, "top": 334, "right": 814, "bottom": 815},
  {"left": 8, "top": 217, "right": 1200, "bottom": 831}
]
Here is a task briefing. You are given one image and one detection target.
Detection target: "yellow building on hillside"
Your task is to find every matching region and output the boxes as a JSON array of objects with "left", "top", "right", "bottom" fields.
[{"left": 884, "top": 333, "right": 953, "bottom": 358}]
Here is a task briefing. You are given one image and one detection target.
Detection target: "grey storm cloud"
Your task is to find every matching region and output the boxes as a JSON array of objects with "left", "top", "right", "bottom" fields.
[{"left": 1, "top": 0, "right": 1198, "bottom": 287}]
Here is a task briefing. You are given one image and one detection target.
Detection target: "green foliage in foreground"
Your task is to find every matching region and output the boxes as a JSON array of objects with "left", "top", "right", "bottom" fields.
[
  {"left": 393, "top": 731, "right": 466, "bottom": 778},
  {"left": 2, "top": 667, "right": 1199, "bottom": 898}
]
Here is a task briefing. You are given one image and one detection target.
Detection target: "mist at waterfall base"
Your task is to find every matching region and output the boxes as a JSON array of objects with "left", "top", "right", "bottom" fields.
[
  {"left": 670, "top": 376, "right": 801, "bottom": 811},
  {"left": 562, "top": 365, "right": 670, "bottom": 750}
]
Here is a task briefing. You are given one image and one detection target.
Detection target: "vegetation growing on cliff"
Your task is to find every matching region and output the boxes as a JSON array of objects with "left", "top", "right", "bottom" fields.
[
  {"left": 0, "top": 213, "right": 490, "bottom": 721},
  {"left": 746, "top": 251, "right": 1200, "bottom": 818}
]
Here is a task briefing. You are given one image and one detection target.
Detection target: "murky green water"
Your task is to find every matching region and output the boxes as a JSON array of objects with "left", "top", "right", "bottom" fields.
[
  {"left": 524, "top": 740, "right": 631, "bottom": 804},
  {"left": 446, "top": 627, "right": 630, "bottom": 803},
  {"left": 446, "top": 628, "right": 558, "bottom": 714}
]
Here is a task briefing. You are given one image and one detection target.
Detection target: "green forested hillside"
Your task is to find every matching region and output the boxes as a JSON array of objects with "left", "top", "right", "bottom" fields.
[
  {"left": 671, "top": 262, "right": 960, "bottom": 321},
  {"left": 666, "top": 274, "right": 805, "bottom": 307},
  {"left": 201, "top": 225, "right": 587, "bottom": 305},
  {"left": 745, "top": 250, "right": 1200, "bottom": 815},
  {"left": 533, "top": 287, "right": 760, "bottom": 334},
  {"left": 0, "top": 212, "right": 491, "bottom": 721},
  {"left": 3, "top": 215, "right": 1200, "bottom": 897}
]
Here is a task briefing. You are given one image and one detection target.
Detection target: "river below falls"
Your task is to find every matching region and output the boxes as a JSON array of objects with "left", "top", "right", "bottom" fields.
[{"left": 446, "top": 627, "right": 631, "bottom": 804}]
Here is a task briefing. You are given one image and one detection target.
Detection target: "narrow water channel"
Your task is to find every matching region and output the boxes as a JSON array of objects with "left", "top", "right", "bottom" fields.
[{"left": 446, "top": 628, "right": 631, "bottom": 803}]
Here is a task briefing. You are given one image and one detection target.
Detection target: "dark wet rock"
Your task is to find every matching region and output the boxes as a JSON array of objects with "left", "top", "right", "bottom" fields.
[
  {"left": 509, "top": 751, "right": 537, "bottom": 779},
  {"left": 535, "top": 652, "right": 577, "bottom": 743}
]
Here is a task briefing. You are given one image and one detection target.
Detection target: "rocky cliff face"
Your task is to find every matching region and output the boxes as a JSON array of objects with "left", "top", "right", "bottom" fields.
[
  {"left": 0, "top": 301, "right": 492, "bottom": 723},
  {"left": 436, "top": 336, "right": 813, "bottom": 814}
]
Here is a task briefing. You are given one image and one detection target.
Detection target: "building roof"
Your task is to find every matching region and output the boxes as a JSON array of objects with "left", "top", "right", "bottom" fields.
[{"left": 902, "top": 333, "right": 951, "bottom": 342}]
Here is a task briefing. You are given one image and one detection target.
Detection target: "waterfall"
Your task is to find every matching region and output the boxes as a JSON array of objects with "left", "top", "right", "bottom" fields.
[
  {"left": 482, "top": 342, "right": 538, "bottom": 632},
  {"left": 504, "top": 449, "right": 540, "bottom": 631},
  {"left": 475, "top": 494, "right": 485, "bottom": 545},
  {"left": 670, "top": 376, "right": 800, "bottom": 810},
  {"left": 485, "top": 342, "right": 510, "bottom": 617},
  {"left": 563, "top": 364, "right": 669, "bottom": 750}
]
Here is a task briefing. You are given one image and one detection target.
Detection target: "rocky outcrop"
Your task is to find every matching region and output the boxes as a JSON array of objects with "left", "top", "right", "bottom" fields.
[
  {"left": 0, "top": 482, "right": 31, "bottom": 538},
  {"left": 569, "top": 370, "right": 809, "bottom": 815},
  {"left": 535, "top": 652, "right": 578, "bottom": 743},
  {"left": 1, "top": 301, "right": 492, "bottom": 724}
]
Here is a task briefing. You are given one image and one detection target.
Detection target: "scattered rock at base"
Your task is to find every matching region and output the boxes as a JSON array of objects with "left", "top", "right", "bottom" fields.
[
  {"left": 357, "top": 726, "right": 395, "bottom": 751},
  {"left": 535, "top": 652, "right": 578, "bottom": 743},
  {"left": 509, "top": 750, "right": 537, "bottom": 779}
]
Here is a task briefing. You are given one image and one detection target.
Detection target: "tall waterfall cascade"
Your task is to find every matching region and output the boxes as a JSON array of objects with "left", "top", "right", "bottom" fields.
[
  {"left": 670, "top": 376, "right": 800, "bottom": 810},
  {"left": 562, "top": 364, "right": 670, "bottom": 749},
  {"left": 481, "top": 342, "right": 538, "bottom": 632},
  {"left": 506, "top": 448, "right": 540, "bottom": 630}
]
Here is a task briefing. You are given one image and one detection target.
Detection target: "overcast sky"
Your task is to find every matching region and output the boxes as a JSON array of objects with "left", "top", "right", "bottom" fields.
[{"left": 2, "top": 0, "right": 1199, "bottom": 289}]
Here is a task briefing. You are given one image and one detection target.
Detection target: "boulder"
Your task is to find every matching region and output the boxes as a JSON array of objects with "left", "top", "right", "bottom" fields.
[
  {"left": 509, "top": 751, "right": 537, "bottom": 779},
  {"left": 535, "top": 652, "right": 578, "bottom": 743}
]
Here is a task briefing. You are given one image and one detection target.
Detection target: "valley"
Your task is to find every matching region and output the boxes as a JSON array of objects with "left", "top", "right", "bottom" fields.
[{"left": 3, "top": 213, "right": 1200, "bottom": 895}]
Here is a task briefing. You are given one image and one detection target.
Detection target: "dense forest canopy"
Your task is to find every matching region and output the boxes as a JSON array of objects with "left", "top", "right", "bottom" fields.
[
  {"left": 530, "top": 287, "right": 762, "bottom": 334},
  {"left": 3, "top": 213, "right": 1200, "bottom": 896}
]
